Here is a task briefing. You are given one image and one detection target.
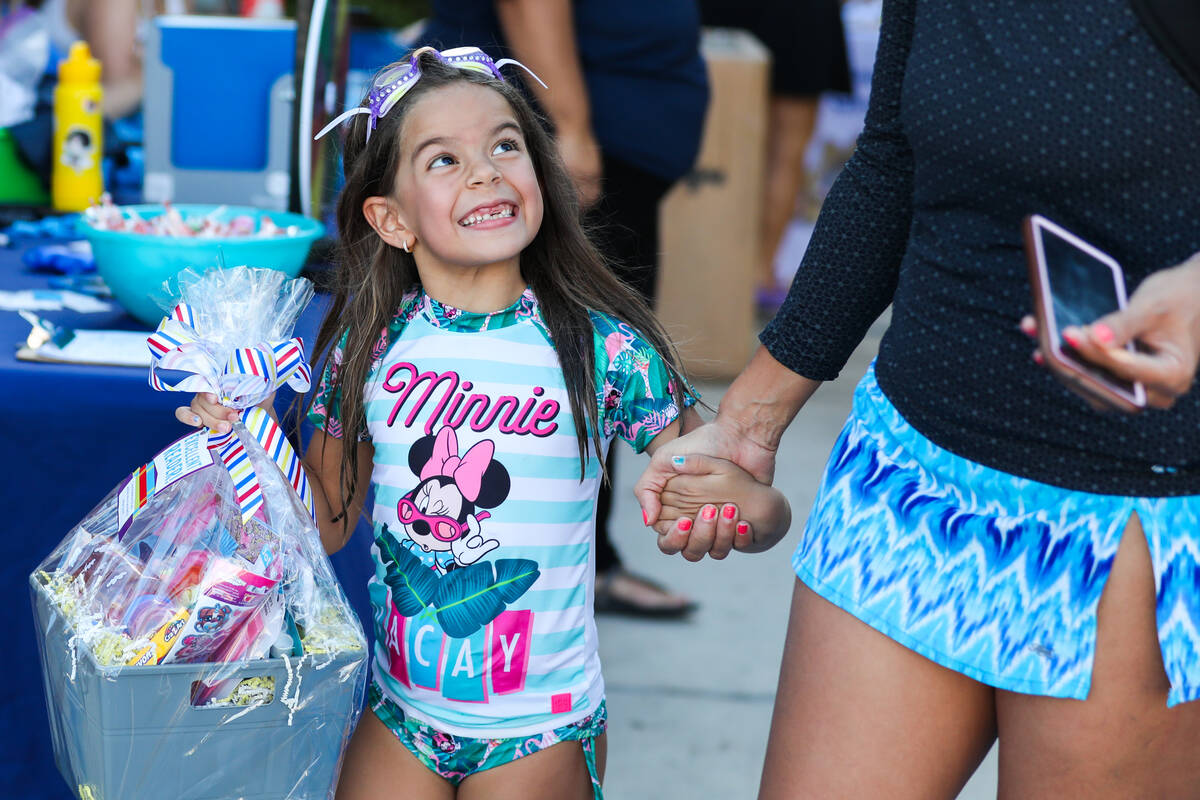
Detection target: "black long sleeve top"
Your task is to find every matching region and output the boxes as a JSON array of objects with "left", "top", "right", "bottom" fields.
[{"left": 761, "top": 0, "right": 1200, "bottom": 496}]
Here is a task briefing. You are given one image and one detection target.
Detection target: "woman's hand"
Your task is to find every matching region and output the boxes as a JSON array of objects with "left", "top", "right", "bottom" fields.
[
  {"left": 637, "top": 346, "right": 817, "bottom": 528},
  {"left": 1021, "top": 251, "right": 1200, "bottom": 409},
  {"left": 635, "top": 418, "right": 779, "bottom": 527}
]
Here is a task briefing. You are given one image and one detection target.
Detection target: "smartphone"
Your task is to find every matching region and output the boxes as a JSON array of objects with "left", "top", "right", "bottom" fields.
[{"left": 1023, "top": 214, "right": 1147, "bottom": 412}]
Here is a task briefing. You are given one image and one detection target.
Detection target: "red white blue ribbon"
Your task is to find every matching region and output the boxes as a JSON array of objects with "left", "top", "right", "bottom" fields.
[{"left": 147, "top": 302, "right": 315, "bottom": 523}]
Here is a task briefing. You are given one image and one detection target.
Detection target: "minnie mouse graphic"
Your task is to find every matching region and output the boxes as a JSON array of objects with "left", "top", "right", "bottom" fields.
[{"left": 397, "top": 426, "right": 510, "bottom": 574}]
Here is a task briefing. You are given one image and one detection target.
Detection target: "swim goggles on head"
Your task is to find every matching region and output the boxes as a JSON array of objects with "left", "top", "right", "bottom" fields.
[{"left": 314, "top": 45, "right": 546, "bottom": 143}]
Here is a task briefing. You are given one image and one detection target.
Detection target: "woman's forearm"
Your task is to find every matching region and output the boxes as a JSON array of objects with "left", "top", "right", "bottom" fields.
[{"left": 717, "top": 345, "right": 821, "bottom": 453}]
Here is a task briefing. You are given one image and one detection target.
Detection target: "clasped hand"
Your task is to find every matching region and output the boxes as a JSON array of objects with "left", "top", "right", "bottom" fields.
[{"left": 635, "top": 421, "right": 789, "bottom": 562}]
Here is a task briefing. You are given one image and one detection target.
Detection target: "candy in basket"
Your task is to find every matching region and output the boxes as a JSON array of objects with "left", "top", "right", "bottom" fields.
[{"left": 30, "top": 266, "right": 368, "bottom": 800}]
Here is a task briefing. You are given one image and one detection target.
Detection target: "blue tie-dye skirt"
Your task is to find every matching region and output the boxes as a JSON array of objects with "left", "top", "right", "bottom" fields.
[{"left": 794, "top": 365, "right": 1200, "bottom": 706}]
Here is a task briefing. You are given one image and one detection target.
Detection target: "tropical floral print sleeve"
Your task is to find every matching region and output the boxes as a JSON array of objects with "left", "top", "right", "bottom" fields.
[
  {"left": 307, "top": 328, "right": 353, "bottom": 440},
  {"left": 590, "top": 312, "right": 696, "bottom": 454},
  {"left": 307, "top": 289, "right": 422, "bottom": 441}
]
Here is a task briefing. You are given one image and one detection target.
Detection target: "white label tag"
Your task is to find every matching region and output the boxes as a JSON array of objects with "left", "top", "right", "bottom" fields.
[
  {"left": 117, "top": 431, "right": 213, "bottom": 537},
  {"left": 153, "top": 429, "right": 212, "bottom": 484}
]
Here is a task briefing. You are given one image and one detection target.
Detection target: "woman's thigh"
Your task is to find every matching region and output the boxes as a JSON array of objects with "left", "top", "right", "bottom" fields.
[
  {"left": 758, "top": 580, "right": 997, "bottom": 800},
  {"left": 458, "top": 733, "right": 605, "bottom": 800},
  {"left": 996, "top": 513, "right": 1200, "bottom": 800},
  {"left": 336, "top": 709, "right": 455, "bottom": 800}
]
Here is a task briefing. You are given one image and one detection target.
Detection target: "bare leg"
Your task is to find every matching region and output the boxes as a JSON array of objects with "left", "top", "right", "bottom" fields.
[
  {"left": 758, "top": 580, "right": 997, "bottom": 800},
  {"left": 458, "top": 733, "right": 607, "bottom": 800},
  {"left": 760, "top": 96, "right": 819, "bottom": 293},
  {"left": 996, "top": 514, "right": 1200, "bottom": 799},
  {"left": 336, "top": 709, "right": 455, "bottom": 800}
]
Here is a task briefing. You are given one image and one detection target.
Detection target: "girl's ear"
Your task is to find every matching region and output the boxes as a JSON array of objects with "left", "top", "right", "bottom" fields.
[{"left": 362, "top": 195, "right": 416, "bottom": 252}]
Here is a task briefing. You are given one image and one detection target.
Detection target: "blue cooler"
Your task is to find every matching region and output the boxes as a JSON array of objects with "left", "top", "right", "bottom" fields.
[{"left": 142, "top": 17, "right": 296, "bottom": 211}]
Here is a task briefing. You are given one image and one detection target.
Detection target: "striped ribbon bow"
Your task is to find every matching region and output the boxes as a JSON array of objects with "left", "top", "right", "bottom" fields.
[{"left": 147, "top": 302, "right": 315, "bottom": 523}]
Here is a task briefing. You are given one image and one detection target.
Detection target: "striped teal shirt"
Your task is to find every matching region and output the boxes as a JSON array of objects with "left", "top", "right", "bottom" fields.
[{"left": 310, "top": 288, "right": 689, "bottom": 736}]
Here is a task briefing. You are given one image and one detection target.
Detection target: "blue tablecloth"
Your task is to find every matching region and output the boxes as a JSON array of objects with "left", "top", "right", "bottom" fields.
[{"left": 0, "top": 243, "right": 375, "bottom": 799}]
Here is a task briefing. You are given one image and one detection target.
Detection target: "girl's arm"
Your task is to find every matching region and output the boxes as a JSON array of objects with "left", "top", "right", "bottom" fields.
[
  {"left": 177, "top": 392, "right": 374, "bottom": 556},
  {"left": 302, "top": 430, "right": 375, "bottom": 556}
]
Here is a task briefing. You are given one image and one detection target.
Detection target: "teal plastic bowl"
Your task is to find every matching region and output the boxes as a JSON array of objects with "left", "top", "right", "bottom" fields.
[{"left": 82, "top": 204, "right": 325, "bottom": 326}]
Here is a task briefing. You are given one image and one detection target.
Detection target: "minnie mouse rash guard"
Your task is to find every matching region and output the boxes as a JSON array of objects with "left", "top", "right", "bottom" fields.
[{"left": 309, "top": 288, "right": 689, "bottom": 737}]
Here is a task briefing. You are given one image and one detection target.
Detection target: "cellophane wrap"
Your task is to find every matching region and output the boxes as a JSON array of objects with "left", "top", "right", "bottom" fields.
[{"left": 30, "top": 267, "right": 367, "bottom": 800}]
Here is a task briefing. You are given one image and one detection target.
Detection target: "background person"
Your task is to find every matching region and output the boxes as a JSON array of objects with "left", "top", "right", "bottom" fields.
[{"left": 698, "top": 0, "right": 850, "bottom": 310}]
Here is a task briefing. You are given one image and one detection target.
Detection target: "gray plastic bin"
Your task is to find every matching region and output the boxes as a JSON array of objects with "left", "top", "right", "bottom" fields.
[{"left": 32, "top": 575, "right": 363, "bottom": 800}]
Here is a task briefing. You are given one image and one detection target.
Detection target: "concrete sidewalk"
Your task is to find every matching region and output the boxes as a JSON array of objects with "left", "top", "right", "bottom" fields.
[{"left": 596, "top": 318, "right": 999, "bottom": 799}]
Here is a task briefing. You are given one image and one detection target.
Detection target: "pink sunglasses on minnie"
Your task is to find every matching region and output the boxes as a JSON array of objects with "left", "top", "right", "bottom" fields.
[{"left": 398, "top": 497, "right": 491, "bottom": 543}]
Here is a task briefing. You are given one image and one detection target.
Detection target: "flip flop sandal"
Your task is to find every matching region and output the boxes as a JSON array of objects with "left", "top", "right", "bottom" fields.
[{"left": 593, "top": 567, "right": 698, "bottom": 619}]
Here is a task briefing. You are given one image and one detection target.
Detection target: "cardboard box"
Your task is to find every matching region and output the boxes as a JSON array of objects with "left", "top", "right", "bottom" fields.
[{"left": 657, "top": 29, "right": 769, "bottom": 379}]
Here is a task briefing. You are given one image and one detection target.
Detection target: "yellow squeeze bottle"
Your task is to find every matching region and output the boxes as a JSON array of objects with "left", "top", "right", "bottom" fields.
[{"left": 52, "top": 41, "right": 104, "bottom": 212}]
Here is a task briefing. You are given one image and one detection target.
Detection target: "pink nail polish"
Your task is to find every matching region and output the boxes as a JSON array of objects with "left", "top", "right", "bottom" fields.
[
  {"left": 722, "top": 504, "right": 736, "bottom": 519},
  {"left": 678, "top": 518, "right": 692, "bottom": 532},
  {"left": 641, "top": 508, "right": 649, "bottom": 526},
  {"left": 1033, "top": 351, "right": 1044, "bottom": 365},
  {"left": 736, "top": 522, "right": 749, "bottom": 535},
  {"left": 702, "top": 506, "right": 717, "bottom": 521},
  {"left": 1063, "top": 330, "right": 1081, "bottom": 348},
  {"left": 1093, "top": 323, "right": 1114, "bottom": 344}
]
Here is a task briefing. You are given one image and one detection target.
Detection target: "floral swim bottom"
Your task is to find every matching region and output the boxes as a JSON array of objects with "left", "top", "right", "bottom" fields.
[{"left": 368, "top": 683, "right": 607, "bottom": 796}]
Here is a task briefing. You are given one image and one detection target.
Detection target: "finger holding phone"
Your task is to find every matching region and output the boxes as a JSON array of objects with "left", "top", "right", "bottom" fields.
[
  {"left": 1022, "top": 215, "right": 1148, "bottom": 412},
  {"left": 1021, "top": 220, "right": 1200, "bottom": 411},
  {"left": 1063, "top": 253, "right": 1200, "bottom": 409}
]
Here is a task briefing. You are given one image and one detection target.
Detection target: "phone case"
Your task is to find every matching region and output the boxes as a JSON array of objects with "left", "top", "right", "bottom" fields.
[{"left": 1022, "top": 214, "right": 1147, "bottom": 412}]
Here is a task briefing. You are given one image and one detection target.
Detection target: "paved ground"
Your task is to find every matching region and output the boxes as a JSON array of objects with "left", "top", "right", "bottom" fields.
[{"left": 595, "top": 314, "right": 1000, "bottom": 799}]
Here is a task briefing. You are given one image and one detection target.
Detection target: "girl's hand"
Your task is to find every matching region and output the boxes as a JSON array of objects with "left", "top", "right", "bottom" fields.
[
  {"left": 653, "top": 453, "right": 770, "bottom": 561},
  {"left": 636, "top": 419, "right": 779, "bottom": 527},
  {"left": 656, "top": 500, "right": 754, "bottom": 562},
  {"left": 175, "top": 392, "right": 239, "bottom": 433}
]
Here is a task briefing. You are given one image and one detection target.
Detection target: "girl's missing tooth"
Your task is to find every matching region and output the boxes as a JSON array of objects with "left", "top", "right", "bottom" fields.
[{"left": 182, "top": 47, "right": 789, "bottom": 799}]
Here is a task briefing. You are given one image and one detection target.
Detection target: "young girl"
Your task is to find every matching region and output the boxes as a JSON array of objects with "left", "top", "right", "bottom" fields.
[{"left": 180, "top": 47, "right": 789, "bottom": 799}]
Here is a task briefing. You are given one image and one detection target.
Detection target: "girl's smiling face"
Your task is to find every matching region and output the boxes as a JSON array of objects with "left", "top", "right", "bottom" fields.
[{"left": 391, "top": 83, "right": 544, "bottom": 281}]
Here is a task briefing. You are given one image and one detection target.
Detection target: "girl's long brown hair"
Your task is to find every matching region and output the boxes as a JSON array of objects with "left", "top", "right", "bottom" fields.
[{"left": 307, "top": 51, "right": 693, "bottom": 528}]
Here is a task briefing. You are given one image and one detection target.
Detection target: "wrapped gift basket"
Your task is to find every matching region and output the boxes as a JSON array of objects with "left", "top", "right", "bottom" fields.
[{"left": 30, "top": 267, "right": 368, "bottom": 800}]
